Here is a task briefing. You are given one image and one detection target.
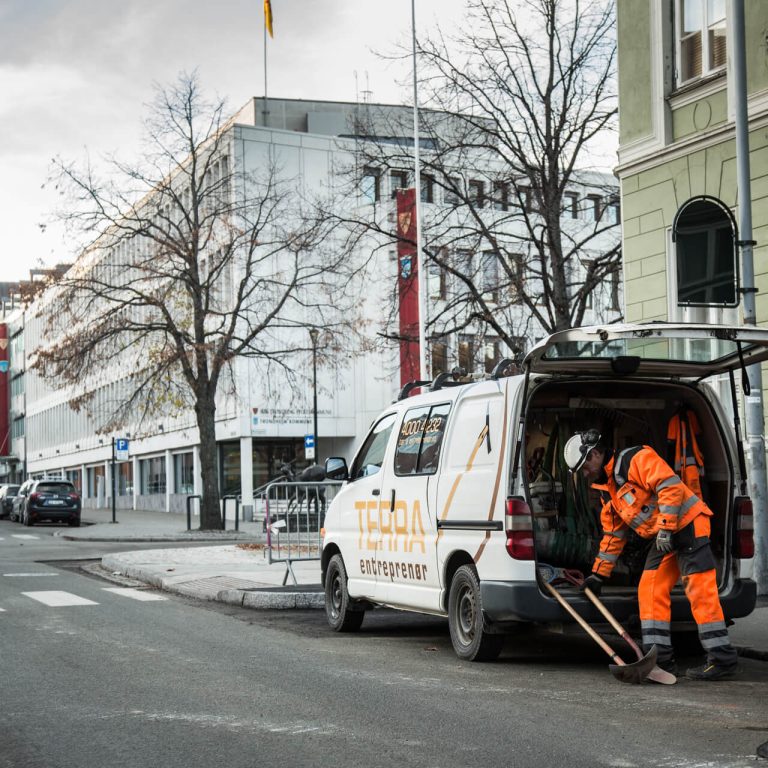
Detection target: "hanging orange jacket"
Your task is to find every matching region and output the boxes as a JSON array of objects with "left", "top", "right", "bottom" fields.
[
  {"left": 667, "top": 409, "right": 705, "bottom": 497},
  {"left": 591, "top": 445, "right": 712, "bottom": 578}
]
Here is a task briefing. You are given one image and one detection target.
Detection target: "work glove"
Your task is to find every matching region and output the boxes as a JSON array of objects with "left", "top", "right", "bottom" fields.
[
  {"left": 656, "top": 529, "right": 674, "bottom": 553},
  {"left": 580, "top": 573, "right": 604, "bottom": 597}
]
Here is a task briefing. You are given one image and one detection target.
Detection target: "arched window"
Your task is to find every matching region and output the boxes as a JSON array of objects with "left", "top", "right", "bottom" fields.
[{"left": 672, "top": 196, "right": 738, "bottom": 307}]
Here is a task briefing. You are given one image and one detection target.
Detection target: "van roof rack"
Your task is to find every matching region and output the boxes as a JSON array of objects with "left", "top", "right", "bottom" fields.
[{"left": 397, "top": 359, "right": 520, "bottom": 401}]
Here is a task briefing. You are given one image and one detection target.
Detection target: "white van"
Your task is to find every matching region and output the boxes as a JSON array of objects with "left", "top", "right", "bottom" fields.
[{"left": 320, "top": 324, "right": 763, "bottom": 661}]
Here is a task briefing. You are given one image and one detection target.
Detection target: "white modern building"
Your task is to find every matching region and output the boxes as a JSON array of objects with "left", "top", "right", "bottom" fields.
[{"left": 7, "top": 97, "right": 621, "bottom": 515}]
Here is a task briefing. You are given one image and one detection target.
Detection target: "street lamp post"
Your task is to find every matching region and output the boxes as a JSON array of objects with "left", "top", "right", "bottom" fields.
[{"left": 309, "top": 327, "right": 319, "bottom": 463}]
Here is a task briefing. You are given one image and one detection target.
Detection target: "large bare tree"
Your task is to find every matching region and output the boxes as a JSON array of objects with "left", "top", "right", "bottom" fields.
[
  {"left": 328, "top": 0, "right": 620, "bottom": 369},
  {"left": 34, "top": 73, "right": 347, "bottom": 529}
]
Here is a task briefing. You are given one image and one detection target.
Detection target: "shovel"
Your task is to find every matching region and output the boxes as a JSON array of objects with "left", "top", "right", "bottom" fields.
[
  {"left": 543, "top": 580, "right": 659, "bottom": 684},
  {"left": 581, "top": 586, "right": 677, "bottom": 685}
]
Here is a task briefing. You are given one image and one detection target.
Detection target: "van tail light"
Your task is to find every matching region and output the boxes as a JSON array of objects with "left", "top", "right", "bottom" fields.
[
  {"left": 733, "top": 496, "right": 754, "bottom": 559},
  {"left": 505, "top": 497, "right": 534, "bottom": 560}
]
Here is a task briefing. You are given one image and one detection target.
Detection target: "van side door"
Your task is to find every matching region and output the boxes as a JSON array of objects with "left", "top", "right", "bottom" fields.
[
  {"left": 332, "top": 412, "right": 398, "bottom": 602},
  {"left": 377, "top": 402, "right": 451, "bottom": 611}
]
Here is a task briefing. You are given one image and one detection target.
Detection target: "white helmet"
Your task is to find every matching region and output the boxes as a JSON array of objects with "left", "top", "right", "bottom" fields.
[{"left": 563, "top": 429, "right": 601, "bottom": 472}]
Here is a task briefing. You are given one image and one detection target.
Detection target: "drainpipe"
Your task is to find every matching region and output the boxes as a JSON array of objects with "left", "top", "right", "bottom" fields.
[{"left": 731, "top": 0, "right": 767, "bottom": 594}]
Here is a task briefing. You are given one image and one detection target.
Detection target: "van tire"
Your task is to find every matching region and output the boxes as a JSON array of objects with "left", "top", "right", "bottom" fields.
[
  {"left": 448, "top": 565, "right": 503, "bottom": 662},
  {"left": 325, "top": 554, "right": 365, "bottom": 632}
]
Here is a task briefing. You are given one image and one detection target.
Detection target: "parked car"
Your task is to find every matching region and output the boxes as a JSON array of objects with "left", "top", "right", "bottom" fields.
[
  {"left": 0, "top": 484, "right": 20, "bottom": 518},
  {"left": 12, "top": 479, "right": 81, "bottom": 527},
  {"left": 321, "top": 322, "right": 762, "bottom": 661}
]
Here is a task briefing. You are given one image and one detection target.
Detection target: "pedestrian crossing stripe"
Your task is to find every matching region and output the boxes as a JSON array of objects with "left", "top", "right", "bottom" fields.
[
  {"left": 22, "top": 591, "right": 98, "bottom": 607},
  {"left": 102, "top": 587, "right": 167, "bottom": 602},
  {"left": 11, "top": 535, "right": 40, "bottom": 540}
]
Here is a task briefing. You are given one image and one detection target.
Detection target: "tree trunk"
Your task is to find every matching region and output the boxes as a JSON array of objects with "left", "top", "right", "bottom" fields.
[{"left": 196, "top": 390, "right": 222, "bottom": 530}]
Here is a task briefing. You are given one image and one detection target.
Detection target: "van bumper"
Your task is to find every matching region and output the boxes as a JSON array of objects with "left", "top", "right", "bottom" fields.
[{"left": 481, "top": 578, "right": 757, "bottom": 625}]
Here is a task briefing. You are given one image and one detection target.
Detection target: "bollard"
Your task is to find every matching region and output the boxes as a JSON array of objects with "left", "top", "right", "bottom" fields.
[
  {"left": 221, "top": 495, "right": 239, "bottom": 531},
  {"left": 186, "top": 494, "right": 201, "bottom": 531}
]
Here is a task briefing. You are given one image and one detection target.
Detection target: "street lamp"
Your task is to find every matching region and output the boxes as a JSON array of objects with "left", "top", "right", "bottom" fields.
[{"left": 309, "top": 327, "right": 320, "bottom": 463}]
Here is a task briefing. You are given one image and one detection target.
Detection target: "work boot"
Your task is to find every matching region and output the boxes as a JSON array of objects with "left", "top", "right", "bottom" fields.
[{"left": 685, "top": 661, "right": 738, "bottom": 681}]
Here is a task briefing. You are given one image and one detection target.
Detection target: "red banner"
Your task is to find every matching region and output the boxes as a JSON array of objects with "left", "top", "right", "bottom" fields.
[
  {"left": 0, "top": 324, "right": 8, "bottom": 456},
  {"left": 396, "top": 189, "right": 420, "bottom": 387}
]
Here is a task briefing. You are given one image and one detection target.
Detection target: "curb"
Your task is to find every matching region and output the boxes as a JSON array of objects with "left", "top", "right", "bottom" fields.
[
  {"left": 58, "top": 533, "right": 264, "bottom": 543},
  {"left": 217, "top": 588, "right": 324, "bottom": 610}
]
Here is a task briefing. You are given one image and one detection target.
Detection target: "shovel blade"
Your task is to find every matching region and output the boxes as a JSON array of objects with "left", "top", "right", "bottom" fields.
[
  {"left": 647, "top": 665, "right": 677, "bottom": 685},
  {"left": 608, "top": 645, "right": 658, "bottom": 684}
]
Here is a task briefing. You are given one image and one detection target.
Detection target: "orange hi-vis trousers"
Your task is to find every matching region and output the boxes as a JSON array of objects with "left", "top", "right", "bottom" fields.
[{"left": 638, "top": 514, "right": 737, "bottom": 667}]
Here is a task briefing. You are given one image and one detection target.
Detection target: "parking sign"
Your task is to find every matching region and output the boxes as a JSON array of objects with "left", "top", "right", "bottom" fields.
[{"left": 115, "top": 438, "right": 130, "bottom": 462}]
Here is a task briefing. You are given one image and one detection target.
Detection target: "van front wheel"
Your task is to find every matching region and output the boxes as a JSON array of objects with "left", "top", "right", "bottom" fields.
[
  {"left": 448, "top": 565, "right": 503, "bottom": 662},
  {"left": 325, "top": 554, "right": 365, "bottom": 632}
]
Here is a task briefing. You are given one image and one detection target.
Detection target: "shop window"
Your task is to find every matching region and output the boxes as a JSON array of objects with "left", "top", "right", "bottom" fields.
[
  {"left": 673, "top": 196, "right": 738, "bottom": 306},
  {"left": 394, "top": 403, "right": 451, "bottom": 476},
  {"left": 174, "top": 452, "right": 195, "bottom": 494},
  {"left": 118, "top": 462, "right": 133, "bottom": 496},
  {"left": 677, "top": 0, "right": 726, "bottom": 85},
  {"left": 140, "top": 456, "right": 166, "bottom": 495}
]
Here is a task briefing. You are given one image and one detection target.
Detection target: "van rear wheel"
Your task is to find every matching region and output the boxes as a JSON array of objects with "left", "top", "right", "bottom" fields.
[
  {"left": 325, "top": 554, "right": 364, "bottom": 632},
  {"left": 448, "top": 565, "right": 503, "bottom": 662}
]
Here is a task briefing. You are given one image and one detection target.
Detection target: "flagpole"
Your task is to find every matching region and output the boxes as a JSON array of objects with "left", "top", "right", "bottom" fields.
[
  {"left": 411, "top": 0, "right": 428, "bottom": 381},
  {"left": 263, "top": 15, "right": 268, "bottom": 126}
]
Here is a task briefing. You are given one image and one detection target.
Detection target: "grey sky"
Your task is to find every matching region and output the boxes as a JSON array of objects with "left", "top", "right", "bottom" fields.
[{"left": 1, "top": 0, "right": 469, "bottom": 280}]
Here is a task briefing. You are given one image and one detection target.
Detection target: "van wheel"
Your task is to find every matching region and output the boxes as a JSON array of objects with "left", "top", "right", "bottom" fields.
[
  {"left": 325, "top": 554, "right": 364, "bottom": 632},
  {"left": 448, "top": 565, "right": 503, "bottom": 662}
]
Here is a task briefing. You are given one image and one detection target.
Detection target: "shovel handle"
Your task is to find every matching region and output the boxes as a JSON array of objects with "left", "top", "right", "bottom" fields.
[
  {"left": 543, "top": 581, "right": 624, "bottom": 666},
  {"left": 583, "top": 588, "right": 644, "bottom": 659}
]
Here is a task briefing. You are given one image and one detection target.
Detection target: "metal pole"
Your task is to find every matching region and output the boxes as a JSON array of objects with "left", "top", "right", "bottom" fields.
[
  {"left": 411, "top": 0, "right": 428, "bottom": 381},
  {"left": 263, "top": 13, "right": 268, "bottom": 127},
  {"left": 731, "top": 0, "right": 767, "bottom": 594},
  {"left": 111, "top": 437, "right": 116, "bottom": 524},
  {"left": 309, "top": 327, "right": 319, "bottom": 459}
]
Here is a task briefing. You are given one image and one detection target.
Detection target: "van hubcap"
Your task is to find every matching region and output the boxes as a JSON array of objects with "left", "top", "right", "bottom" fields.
[
  {"left": 457, "top": 587, "right": 476, "bottom": 643},
  {"left": 330, "top": 574, "right": 342, "bottom": 618}
]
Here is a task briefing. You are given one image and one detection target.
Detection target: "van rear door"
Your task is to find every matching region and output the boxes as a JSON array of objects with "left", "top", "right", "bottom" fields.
[{"left": 523, "top": 323, "right": 768, "bottom": 378}]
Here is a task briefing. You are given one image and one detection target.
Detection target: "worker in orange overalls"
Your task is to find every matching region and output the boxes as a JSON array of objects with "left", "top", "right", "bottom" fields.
[{"left": 563, "top": 429, "right": 738, "bottom": 681}]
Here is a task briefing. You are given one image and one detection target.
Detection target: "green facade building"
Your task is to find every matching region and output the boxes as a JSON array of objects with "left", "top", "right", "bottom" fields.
[{"left": 617, "top": 0, "right": 768, "bottom": 328}]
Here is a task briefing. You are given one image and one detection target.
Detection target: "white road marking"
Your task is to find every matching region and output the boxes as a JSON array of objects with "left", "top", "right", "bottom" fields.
[
  {"left": 0, "top": 607, "right": 5, "bottom": 612},
  {"left": 102, "top": 587, "right": 167, "bottom": 602},
  {"left": 11, "top": 535, "right": 40, "bottom": 540},
  {"left": 4, "top": 572, "right": 58, "bottom": 577},
  {"left": 22, "top": 591, "right": 98, "bottom": 607}
]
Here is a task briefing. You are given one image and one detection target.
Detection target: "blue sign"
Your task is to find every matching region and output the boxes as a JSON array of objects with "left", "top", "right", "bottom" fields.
[
  {"left": 0, "top": 361, "right": 8, "bottom": 374},
  {"left": 115, "top": 438, "right": 130, "bottom": 461},
  {"left": 304, "top": 435, "right": 315, "bottom": 449}
]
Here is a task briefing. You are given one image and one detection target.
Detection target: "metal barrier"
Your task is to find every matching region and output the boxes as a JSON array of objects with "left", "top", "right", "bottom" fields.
[
  {"left": 259, "top": 479, "right": 342, "bottom": 585},
  {"left": 186, "top": 494, "right": 201, "bottom": 531},
  {"left": 221, "top": 495, "right": 240, "bottom": 531}
]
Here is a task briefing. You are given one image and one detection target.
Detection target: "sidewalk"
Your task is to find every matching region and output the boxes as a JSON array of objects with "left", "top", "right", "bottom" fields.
[{"left": 70, "top": 506, "right": 768, "bottom": 655}]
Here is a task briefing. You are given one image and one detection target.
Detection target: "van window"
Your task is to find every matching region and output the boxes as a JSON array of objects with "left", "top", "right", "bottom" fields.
[
  {"left": 350, "top": 413, "right": 397, "bottom": 480},
  {"left": 394, "top": 403, "right": 451, "bottom": 476}
]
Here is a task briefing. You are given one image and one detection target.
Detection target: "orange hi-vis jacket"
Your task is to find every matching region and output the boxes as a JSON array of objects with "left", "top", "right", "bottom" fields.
[
  {"left": 667, "top": 410, "right": 705, "bottom": 497},
  {"left": 591, "top": 445, "right": 712, "bottom": 579}
]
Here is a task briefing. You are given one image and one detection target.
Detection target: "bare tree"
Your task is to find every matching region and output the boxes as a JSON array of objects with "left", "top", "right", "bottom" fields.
[
  {"left": 326, "top": 0, "right": 620, "bottom": 368},
  {"left": 34, "top": 73, "right": 349, "bottom": 529}
]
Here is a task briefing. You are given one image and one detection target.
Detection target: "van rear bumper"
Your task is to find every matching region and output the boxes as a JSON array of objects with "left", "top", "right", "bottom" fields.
[{"left": 481, "top": 578, "right": 757, "bottom": 626}]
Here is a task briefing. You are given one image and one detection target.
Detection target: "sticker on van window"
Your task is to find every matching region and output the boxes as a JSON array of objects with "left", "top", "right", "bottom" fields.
[{"left": 394, "top": 403, "right": 451, "bottom": 475}]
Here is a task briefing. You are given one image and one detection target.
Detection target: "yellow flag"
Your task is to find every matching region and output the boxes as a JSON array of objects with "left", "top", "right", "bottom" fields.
[{"left": 264, "top": 0, "right": 273, "bottom": 37}]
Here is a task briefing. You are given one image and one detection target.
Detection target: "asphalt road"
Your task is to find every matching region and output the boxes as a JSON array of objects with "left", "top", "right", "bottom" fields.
[{"left": 1, "top": 519, "right": 767, "bottom": 768}]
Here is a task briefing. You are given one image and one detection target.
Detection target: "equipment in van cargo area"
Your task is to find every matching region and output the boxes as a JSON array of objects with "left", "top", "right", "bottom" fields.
[{"left": 320, "top": 324, "right": 764, "bottom": 663}]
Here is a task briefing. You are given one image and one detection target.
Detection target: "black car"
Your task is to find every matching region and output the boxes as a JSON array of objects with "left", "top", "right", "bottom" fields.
[
  {"left": 12, "top": 479, "right": 81, "bottom": 527},
  {"left": 0, "top": 484, "right": 20, "bottom": 518}
]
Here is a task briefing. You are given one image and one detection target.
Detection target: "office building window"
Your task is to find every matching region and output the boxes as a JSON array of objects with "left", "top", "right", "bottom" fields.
[
  {"left": 390, "top": 170, "right": 410, "bottom": 199},
  {"left": 564, "top": 192, "right": 579, "bottom": 219},
  {"left": 481, "top": 251, "right": 500, "bottom": 303},
  {"left": 360, "top": 167, "right": 380, "bottom": 204},
  {"left": 677, "top": 0, "right": 726, "bottom": 85},
  {"left": 492, "top": 181, "right": 509, "bottom": 211},
  {"left": 421, "top": 175, "right": 435, "bottom": 204},
  {"left": 458, "top": 335, "right": 476, "bottom": 373},
  {"left": 587, "top": 194, "right": 602, "bottom": 222},
  {"left": 468, "top": 180, "right": 485, "bottom": 207},
  {"left": 444, "top": 176, "right": 461, "bottom": 206},
  {"left": 431, "top": 341, "right": 449, "bottom": 375}
]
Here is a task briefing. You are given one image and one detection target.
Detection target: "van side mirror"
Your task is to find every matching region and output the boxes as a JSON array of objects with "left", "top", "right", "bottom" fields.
[{"left": 325, "top": 457, "right": 349, "bottom": 481}]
